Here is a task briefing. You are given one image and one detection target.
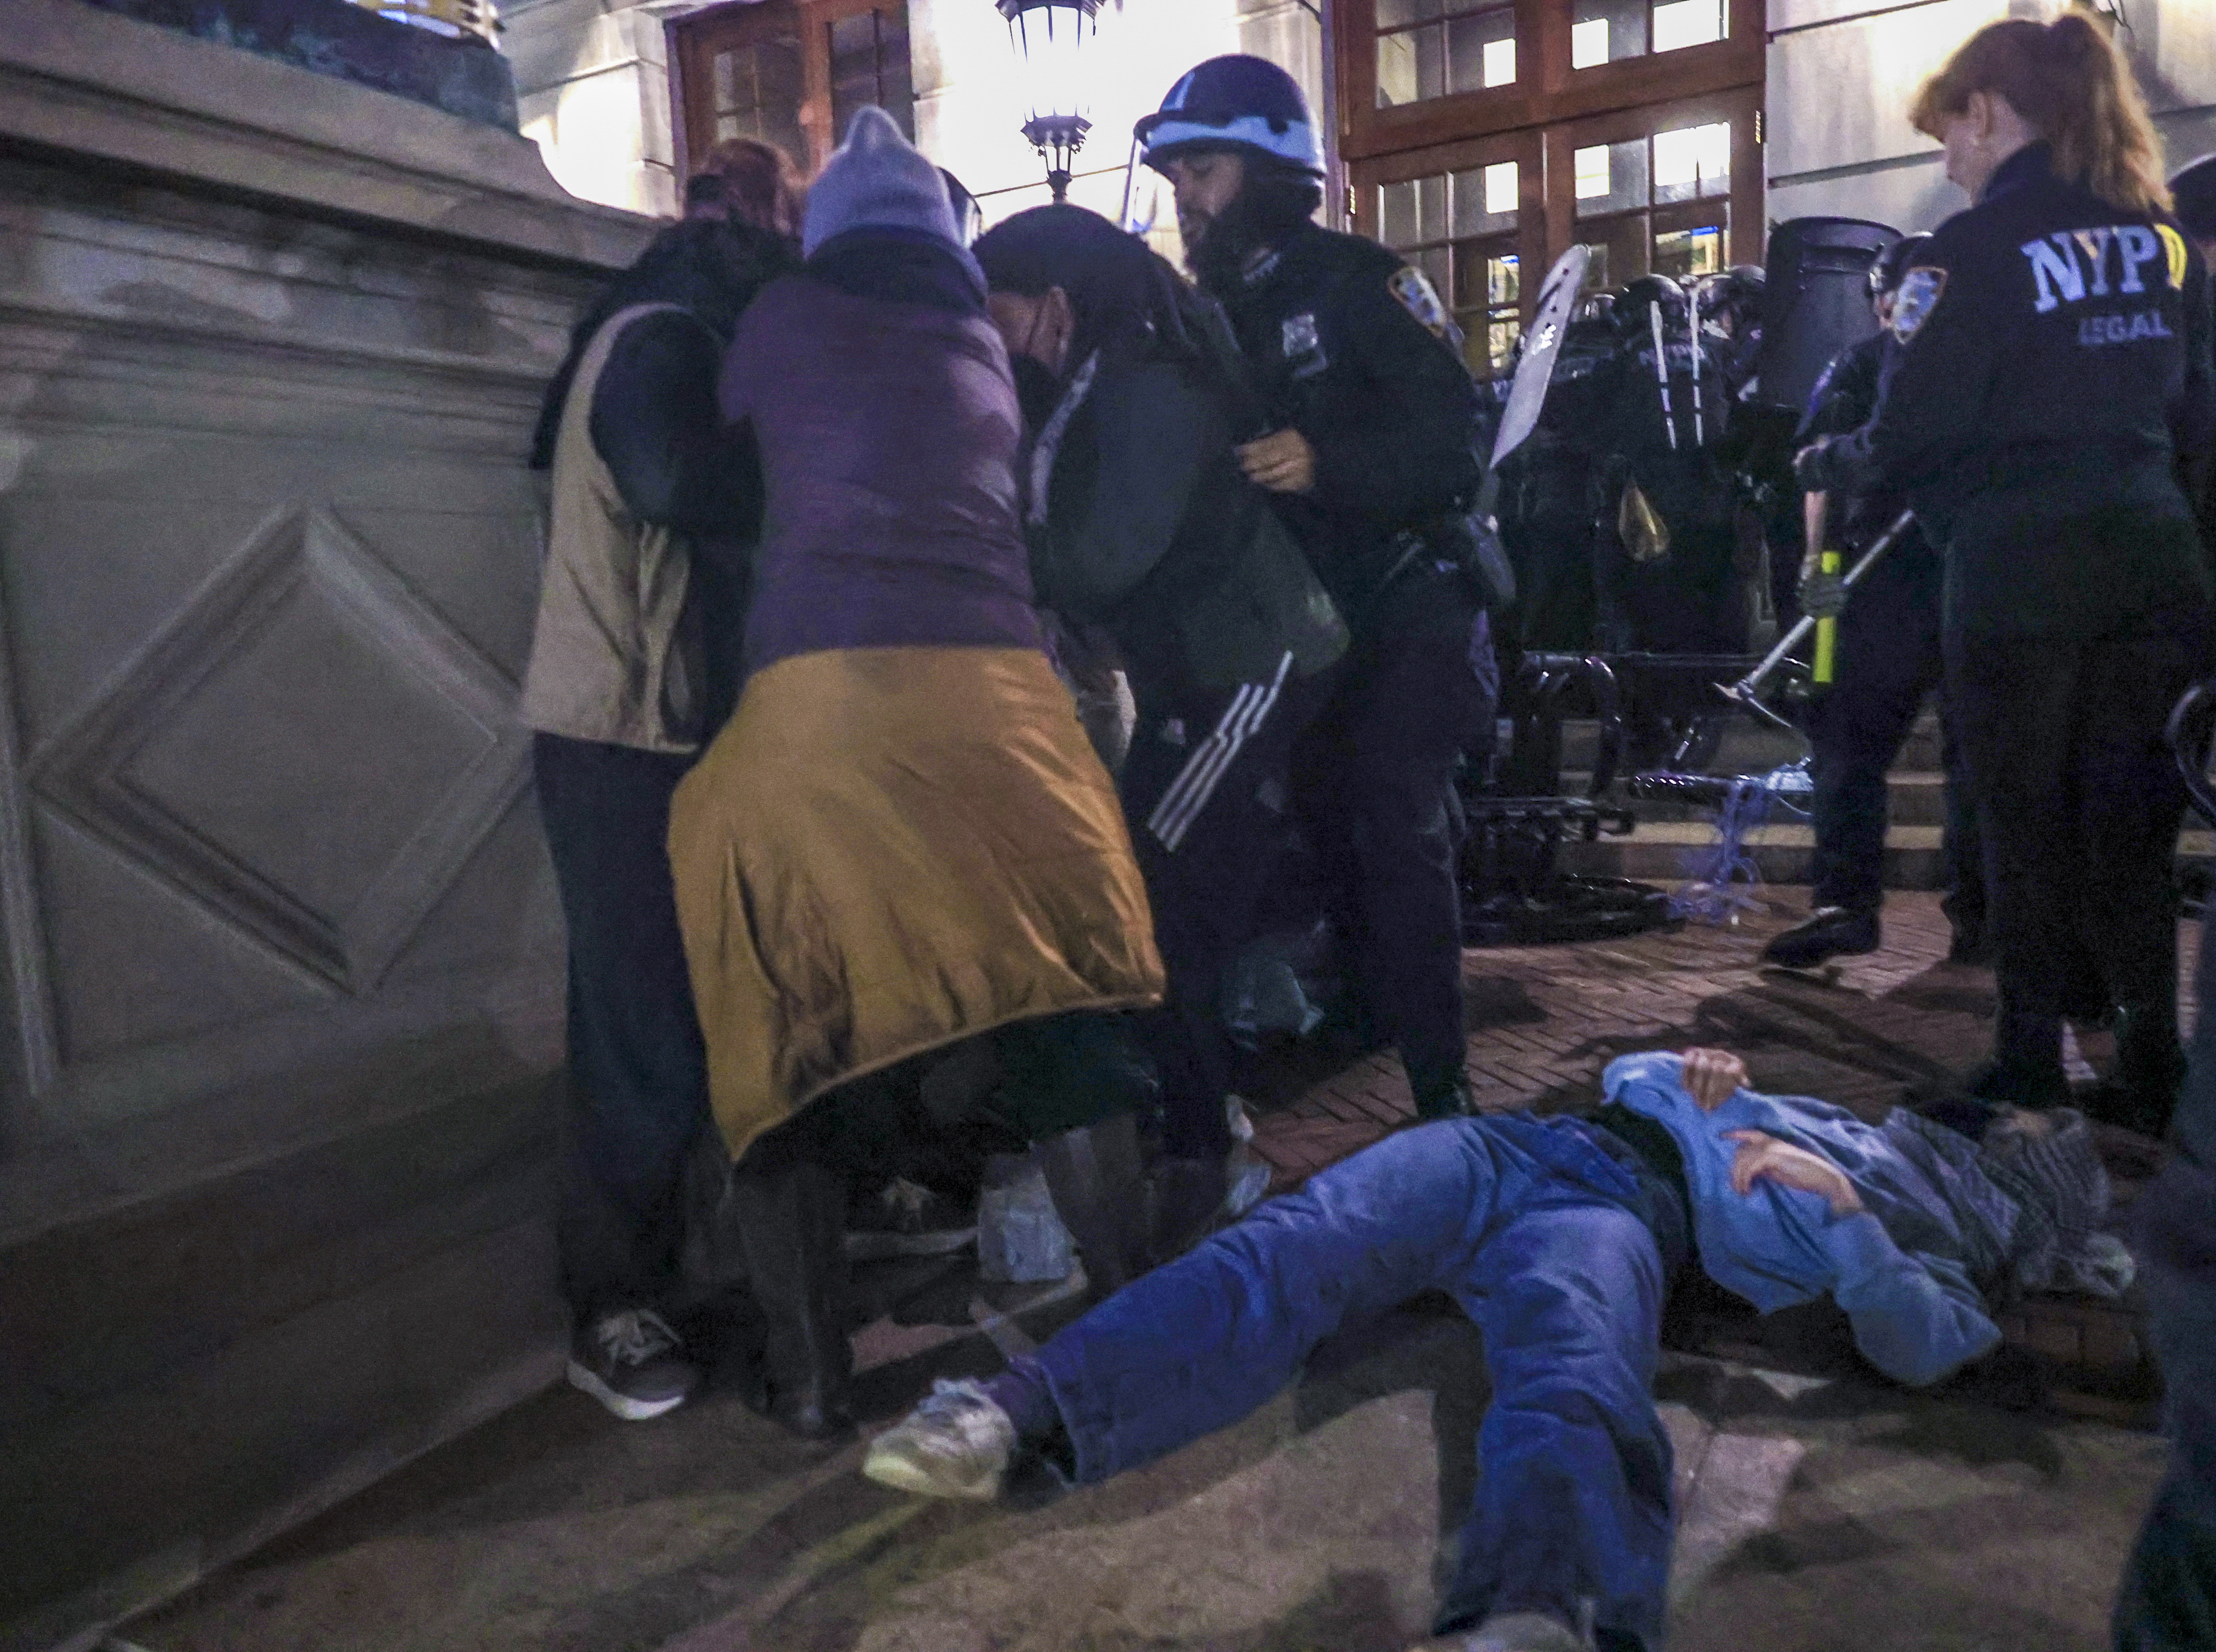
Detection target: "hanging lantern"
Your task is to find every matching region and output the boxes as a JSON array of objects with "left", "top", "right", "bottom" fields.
[{"left": 996, "top": 0, "right": 1105, "bottom": 203}]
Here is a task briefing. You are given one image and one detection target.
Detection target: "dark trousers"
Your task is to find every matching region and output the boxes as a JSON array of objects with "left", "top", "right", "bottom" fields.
[
  {"left": 1120, "top": 658, "right": 1339, "bottom": 1159},
  {"left": 1034, "top": 1114, "right": 1674, "bottom": 1650},
  {"left": 1808, "top": 540, "right": 1983, "bottom": 933},
  {"left": 1947, "top": 613, "right": 2208, "bottom": 1069},
  {"left": 533, "top": 732, "right": 712, "bottom": 1322},
  {"left": 2116, "top": 922, "right": 2216, "bottom": 1649},
  {"left": 1293, "top": 568, "right": 1492, "bottom": 1112}
]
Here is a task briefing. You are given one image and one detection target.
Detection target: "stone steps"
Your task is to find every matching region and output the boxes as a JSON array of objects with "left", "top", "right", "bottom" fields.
[
  {"left": 1558, "top": 819, "right": 2216, "bottom": 890},
  {"left": 1561, "top": 768, "right": 1954, "bottom": 826},
  {"left": 1540, "top": 709, "right": 2210, "bottom": 889}
]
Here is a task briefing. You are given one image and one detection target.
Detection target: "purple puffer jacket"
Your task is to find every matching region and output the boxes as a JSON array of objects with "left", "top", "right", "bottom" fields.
[{"left": 720, "top": 274, "right": 1044, "bottom": 676}]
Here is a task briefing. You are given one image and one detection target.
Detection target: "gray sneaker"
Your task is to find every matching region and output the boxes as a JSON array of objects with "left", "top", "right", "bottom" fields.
[
  {"left": 863, "top": 1378, "right": 1017, "bottom": 1501},
  {"left": 566, "top": 1308, "right": 700, "bottom": 1422}
]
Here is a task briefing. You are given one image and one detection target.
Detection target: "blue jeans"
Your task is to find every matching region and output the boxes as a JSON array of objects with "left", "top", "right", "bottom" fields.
[{"left": 1033, "top": 1113, "right": 1676, "bottom": 1649}]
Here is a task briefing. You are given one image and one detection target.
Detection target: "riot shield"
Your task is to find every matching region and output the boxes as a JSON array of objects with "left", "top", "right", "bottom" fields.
[{"left": 1755, "top": 217, "right": 1899, "bottom": 417}]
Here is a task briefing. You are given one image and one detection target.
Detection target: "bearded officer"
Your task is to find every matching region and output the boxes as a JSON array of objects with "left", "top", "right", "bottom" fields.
[{"left": 1137, "top": 55, "right": 1490, "bottom": 1119}]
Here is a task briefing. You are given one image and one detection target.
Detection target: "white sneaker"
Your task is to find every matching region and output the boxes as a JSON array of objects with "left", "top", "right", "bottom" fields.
[
  {"left": 863, "top": 1378, "right": 1018, "bottom": 1501},
  {"left": 1406, "top": 1612, "right": 1592, "bottom": 1652}
]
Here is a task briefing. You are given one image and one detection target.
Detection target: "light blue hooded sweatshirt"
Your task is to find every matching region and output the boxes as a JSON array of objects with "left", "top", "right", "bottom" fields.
[{"left": 1604, "top": 1051, "right": 2004, "bottom": 1386}]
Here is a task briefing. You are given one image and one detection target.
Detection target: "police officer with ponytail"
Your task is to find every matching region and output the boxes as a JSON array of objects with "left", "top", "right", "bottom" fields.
[
  {"left": 1136, "top": 56, "right": 1491, "bottom": 1120},
  {"left": 1797, "top": 14, "right": 2215, "bottom": 1133}
]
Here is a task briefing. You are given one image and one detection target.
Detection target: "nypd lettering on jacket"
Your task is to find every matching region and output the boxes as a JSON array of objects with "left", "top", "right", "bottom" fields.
[{"left": 2018, "top": 222, "right": 2192, "bottom": 347}]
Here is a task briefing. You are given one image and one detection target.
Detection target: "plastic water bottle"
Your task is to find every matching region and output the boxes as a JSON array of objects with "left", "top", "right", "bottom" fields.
[{"left": 976, "top": 1153, "right": 1074, "bottom": 1284}]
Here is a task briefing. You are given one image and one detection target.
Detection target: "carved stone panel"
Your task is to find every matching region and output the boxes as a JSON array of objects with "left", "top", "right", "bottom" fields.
[{"left": 30, "top": 508, "right": 532, "bottom": 1001}]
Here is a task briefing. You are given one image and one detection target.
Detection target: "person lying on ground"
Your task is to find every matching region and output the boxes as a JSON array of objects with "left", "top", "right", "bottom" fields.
[{"left": 862, "top": 1048, "right": 2120, "bottom": 1652}]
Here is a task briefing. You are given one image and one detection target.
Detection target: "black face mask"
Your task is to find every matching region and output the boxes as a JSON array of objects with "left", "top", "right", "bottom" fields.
[{"left": 1011, "top": 352, "right": 1064, "bottom": 430}]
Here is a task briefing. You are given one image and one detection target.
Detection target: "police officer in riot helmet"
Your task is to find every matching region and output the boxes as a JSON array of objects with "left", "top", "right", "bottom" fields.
[
  {"left": 1797, "top": 15, "right": 2215, "bottom": 1133},
  {"left": 1765, "top": 231, "right": 1991, "bottom": 974},
  {"left": 1137, "top": 54, "right": 1492, "bottom": 1119},
  {"left": 1591, "top": 269, "right": 1744, "bottom": 661}
]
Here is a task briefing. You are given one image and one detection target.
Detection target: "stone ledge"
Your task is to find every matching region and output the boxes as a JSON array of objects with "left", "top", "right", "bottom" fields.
[{"left": 0, "top": 0, "right": 655, "bottom": 271}]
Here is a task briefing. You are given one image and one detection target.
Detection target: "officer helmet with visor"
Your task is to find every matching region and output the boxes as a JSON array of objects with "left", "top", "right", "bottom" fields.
[
  {"left": 1868, "top": 232, "right": 1934, "bottom": 303},
  {"left": 1136, "top": 55, "right": 1326, "bottom": 179}
]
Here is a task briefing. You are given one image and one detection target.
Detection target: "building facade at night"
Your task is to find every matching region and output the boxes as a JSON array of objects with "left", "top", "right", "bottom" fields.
[
  {"left": 3, "top": 1, "right": 2214, "bottom": 1647},
  {"left": 510, "top": 0, "right": 2214, "bottom": 383}
]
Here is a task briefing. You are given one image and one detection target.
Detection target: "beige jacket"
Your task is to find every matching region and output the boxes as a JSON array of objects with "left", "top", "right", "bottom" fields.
[{"left": 519, "top": 303, "right": 703, "bottom": 754}]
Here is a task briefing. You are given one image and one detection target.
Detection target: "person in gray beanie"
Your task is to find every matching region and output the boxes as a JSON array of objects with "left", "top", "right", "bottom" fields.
[{"left": 668, "top": 106, "right": 1165, "bottom": 1437}]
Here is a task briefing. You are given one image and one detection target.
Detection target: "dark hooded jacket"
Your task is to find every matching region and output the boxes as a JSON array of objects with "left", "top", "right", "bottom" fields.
[{"left": 977, "top": 206, "right": 1346, "bottom": 703}]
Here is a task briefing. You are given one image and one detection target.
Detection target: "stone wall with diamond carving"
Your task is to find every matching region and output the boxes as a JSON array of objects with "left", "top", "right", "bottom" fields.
[{"left": 0, "top": 4, "right": 653, "bottom": 1646}]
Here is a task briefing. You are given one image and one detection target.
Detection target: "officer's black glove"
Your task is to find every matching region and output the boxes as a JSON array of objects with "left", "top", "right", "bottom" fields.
[{"left": 1798, "top": 564, "right": 1849, "bottom": 620}]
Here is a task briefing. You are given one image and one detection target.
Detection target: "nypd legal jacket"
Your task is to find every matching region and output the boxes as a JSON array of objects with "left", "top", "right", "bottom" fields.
[
  {"left": 1213, "top": 221, "right": 1483, "bottom": 614},
  {"left": 1798, "top": 142, "right": 2215, "bottom": 631}
]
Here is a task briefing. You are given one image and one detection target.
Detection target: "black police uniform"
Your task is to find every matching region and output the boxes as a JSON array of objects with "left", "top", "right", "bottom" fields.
[
  {"left": 1802, "top": 140, "right": 2216, "bottom": 1106},
  {"left": 1213, "top": 218, "right": 1490, "bottom": 1116},
  {"left": 1591, "top": 296, "right": 1745, "bottom": 656},
  {"left": 1794, "top": 332, "right": 1984, "bottom": 947}
]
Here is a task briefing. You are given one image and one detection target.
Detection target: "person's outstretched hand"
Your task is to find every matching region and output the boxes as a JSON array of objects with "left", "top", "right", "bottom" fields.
[
  {"left": 1680, "top": 1048, "right": 1749, "bottom": 1110},
  {"left": 1724, "top": 1130, "right": 1864, "bottom": 1216}
]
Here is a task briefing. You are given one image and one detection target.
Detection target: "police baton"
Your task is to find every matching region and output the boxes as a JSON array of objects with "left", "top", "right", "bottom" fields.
[{"left": 1717, "top": 507, "right": 1918, "bottom": 732}]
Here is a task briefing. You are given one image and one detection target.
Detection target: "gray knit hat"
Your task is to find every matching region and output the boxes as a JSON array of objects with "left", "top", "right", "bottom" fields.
[{"left": 802, "top": 106, "right": 958, "bottom": 258}]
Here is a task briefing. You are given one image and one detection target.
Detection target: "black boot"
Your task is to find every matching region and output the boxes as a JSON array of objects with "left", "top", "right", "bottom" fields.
[
  {"left": 1036, "top": 1112, "right": 1151, "bottom": 1299},
  {"left": 730, "top": 1156, "right": 854, "bottom": 1440},
  {"left": 2086, "top": 999, "right": 2186, "bottom": 1139},
  {"left": 1412, "top": 1074, "right": 1477, "bottom": 1122},
  {"left": 1150, "top": 1153, "right": 1229, "bottom": 1265},
  {"left": 1763, "top": 907, "right": 1880, "bottom": 970},
  {"left": 1964, "top": 994, "right": 2069, "bottom": 1110}
]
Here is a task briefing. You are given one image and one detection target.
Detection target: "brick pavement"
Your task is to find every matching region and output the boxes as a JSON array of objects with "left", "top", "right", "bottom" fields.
[
  {"left": 1247, "top": 888, "right": 2198, "bottom": 1186},
  {"left": 1243, "top": 887, "right": 2191, "bottom": 1404}
]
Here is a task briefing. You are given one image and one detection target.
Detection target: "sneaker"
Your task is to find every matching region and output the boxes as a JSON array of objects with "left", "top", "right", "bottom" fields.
[
  {"left": 1762, "top": 907, "right": 1879, "bottom": 970},
  {"left": 846, "top": 1177, "right": 977, "bottom": 1261},
  {"left": 863, "top": 1378, "right": 1017, "bottom": 1501},
  {"left": 566, "top": 1308, "right": 699, "bottom": 1422},
  {"left": 1406, "top": 1612, "right": 1591, "bottom": 1652}
]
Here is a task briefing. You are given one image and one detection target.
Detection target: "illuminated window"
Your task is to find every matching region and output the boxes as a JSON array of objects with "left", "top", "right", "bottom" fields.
[
  {"left": 1483, "top": 159, "right": 1518, "bottom": 217},
  {"left": 1650, "top": 0, "right": 1724, "bottom": 53},
  {"left": 1575, "top": 140, "right": 1647, "bottom": 213},
  {"left": 1574, "top": 144, "right": 1611, "bottom": 200},
  {"left": 1570, "top": 0, "right": 1723, "bottom": 69},
  {"left": 675, "top": 0, "right": 913, "bottom": 182},
  {"left": 1651, "top": 121, "right": 1730, "bottom": 202},
  {"left": 1377, "top": 0, "right": 1518, "bottom": 106}
]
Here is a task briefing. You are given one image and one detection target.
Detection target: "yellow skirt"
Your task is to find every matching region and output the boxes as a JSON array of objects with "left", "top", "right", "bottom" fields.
[{"left": 668, "top": 646, "right": 1164, "bottom": 1161}]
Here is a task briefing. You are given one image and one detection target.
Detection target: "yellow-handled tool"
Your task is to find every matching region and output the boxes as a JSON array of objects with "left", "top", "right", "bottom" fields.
[{"left": 1813, "top": 549, "right": 1842, "bottom": 685}]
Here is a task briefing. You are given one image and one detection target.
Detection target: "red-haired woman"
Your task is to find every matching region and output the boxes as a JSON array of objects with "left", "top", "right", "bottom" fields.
[{"left": 1797, "top": 13, "right": 2214, "bottom": 1138}]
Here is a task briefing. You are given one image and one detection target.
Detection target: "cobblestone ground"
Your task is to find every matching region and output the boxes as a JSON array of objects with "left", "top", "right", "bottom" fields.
[{"left": 131, "top": 891, "right": 2187, "bottom": 1652}]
